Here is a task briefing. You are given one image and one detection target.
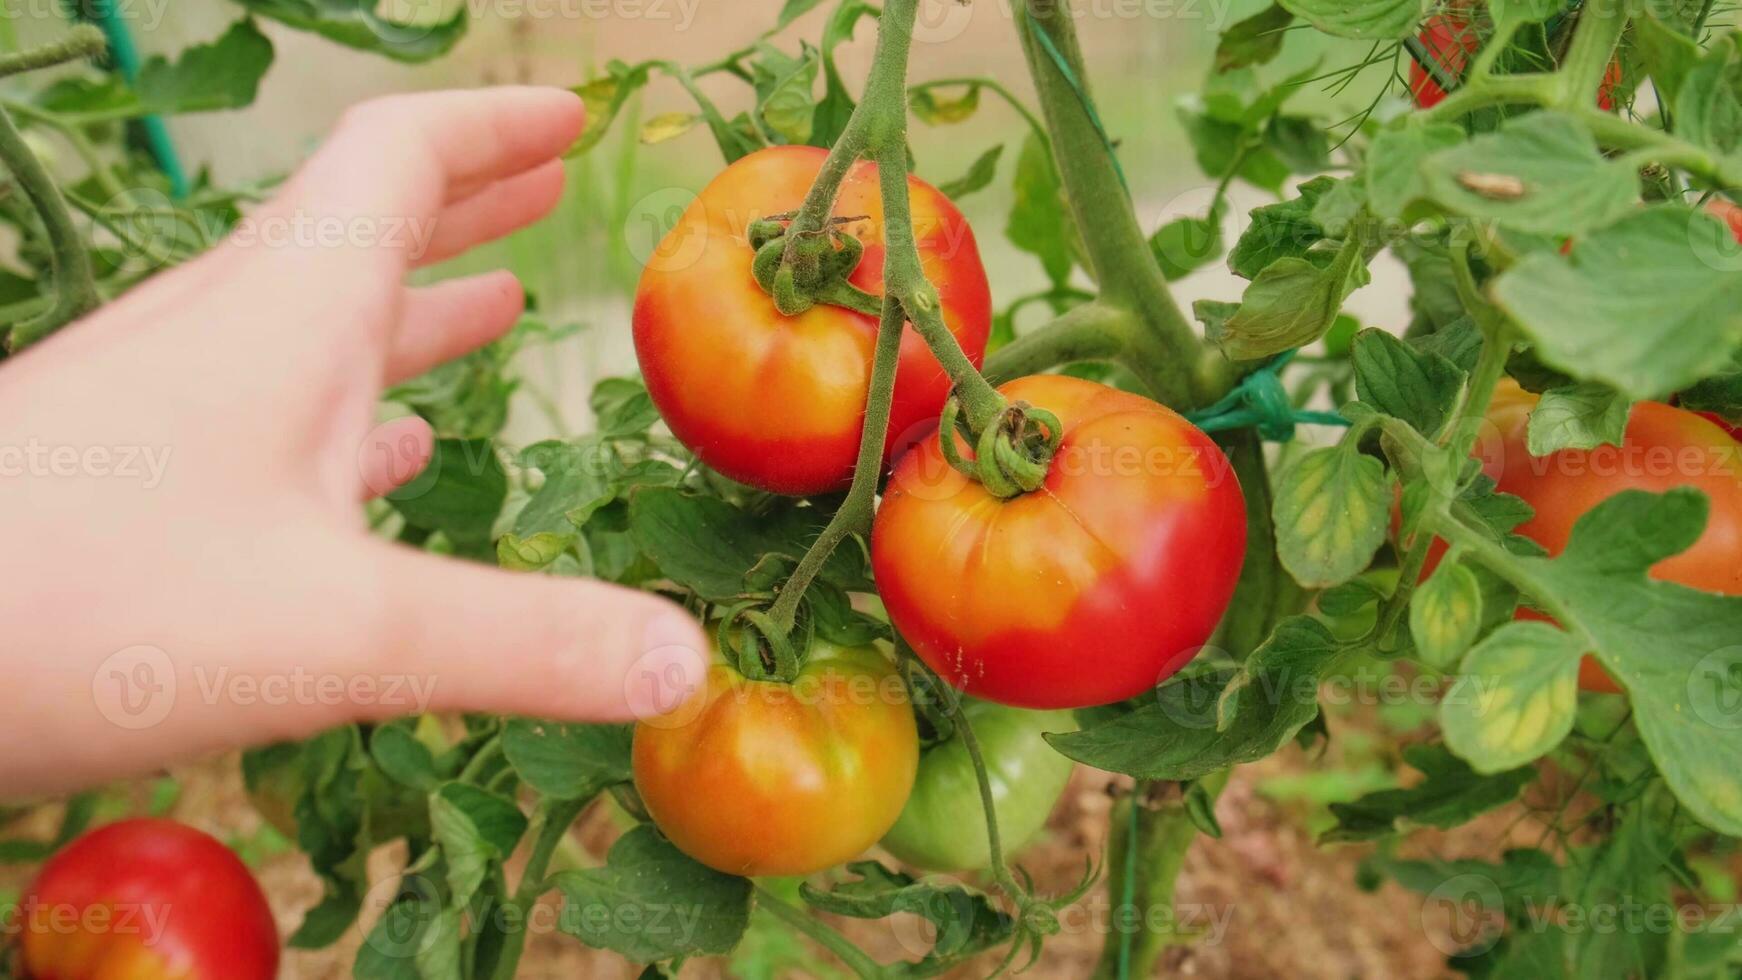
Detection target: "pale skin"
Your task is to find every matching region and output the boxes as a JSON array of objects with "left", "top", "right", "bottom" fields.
[{"left": 0, "top": 88, "right": 709, "bottom": 800}]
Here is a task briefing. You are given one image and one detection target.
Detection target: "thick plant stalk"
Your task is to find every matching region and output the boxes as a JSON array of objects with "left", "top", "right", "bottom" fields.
[
  {"left": 1013, "top": 3, "right": 1217, "bottom": 409},
  {"left": 1091, "top": 773, "right": 1229, "bottom": 980}
]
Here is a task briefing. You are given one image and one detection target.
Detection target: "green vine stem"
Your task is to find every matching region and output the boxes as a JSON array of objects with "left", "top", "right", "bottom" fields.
[
  {"left": 488, "top": 794, "right": 591, "bottom": 980},
  {"left": 0, "top": 25, "right": 104, "bottom": 78},
  {"left": 907, "top": 76, "right": 1050, "bottom": 145},
  {"left": 982, "top": 301, "right": 1135, "bottom": 384},
  {"left": 874, "top": 136, "right": 1008, "bottom": 430},
  {"left": 1013, "top": 4, "right": 1216, "bottom": 409},
  {"left": 764, "top": 296, "right": 904, "bottom": 634},
  {"left": 0, "top": 30, "right": 109, "bottom": 351},
  {"left": 1090, "top": 771, "right": 1229, "bottom": 980},
  {"left": 753, "top": 884, "right": 885, "bottom": 979}
]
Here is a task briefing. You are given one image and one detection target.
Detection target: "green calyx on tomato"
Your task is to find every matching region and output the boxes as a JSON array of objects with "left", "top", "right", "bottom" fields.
[
  {"left": 872, "top": 374, "right": 1248, "bottom": 710},
  {"left": 632, "top": 634, "right": 919, "bottom": 877},
  {"left": 14, "top": 818, "right": 280, "bottom": 980},
  {"left": 881, "top": 700, "right": 1075, "bottom": 873},
  {"left": 633, "top": 145, "right": 992, "bottom": 497}
]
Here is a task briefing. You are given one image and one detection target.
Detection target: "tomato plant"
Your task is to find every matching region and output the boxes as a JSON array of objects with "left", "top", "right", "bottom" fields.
[
  {"left": 632, "top": 637, "right": 918, "bottom": 877},
  {"left": 872, "top": 374, "right": 1247, "bottom": 709},
  {"left": 880, "top": 701, "right": 1075, "bottom": 872},
  {"left": 7, "top": 0, "right": 1742, "bottom": 976},
  {"left": 11, "top": 819, "right": 278, "bottom": 980},
  {"left": 633, "top": 145, "right": 991, "bottom": 496}
]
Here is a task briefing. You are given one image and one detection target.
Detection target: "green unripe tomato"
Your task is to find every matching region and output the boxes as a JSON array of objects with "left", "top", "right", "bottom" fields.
[{"left": 880, "top": 700, "right": 1075, "bottom": 872}]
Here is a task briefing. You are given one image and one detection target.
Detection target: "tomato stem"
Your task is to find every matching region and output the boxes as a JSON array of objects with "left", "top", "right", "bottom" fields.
[
  {"left": 764, "top": 295, "right": 904, "bottom": 636},
  {"left": 488, "top": 794, "right": 591, "bottom": 980},
  {"left": 753, "top": 884, "right": 885, "bottom": 978},
  {"left": 0, "top": 31, "right": 108, "bottom": 352}
]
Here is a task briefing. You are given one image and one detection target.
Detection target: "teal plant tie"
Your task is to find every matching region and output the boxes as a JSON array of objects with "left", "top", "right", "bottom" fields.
[
  {"left": 1184, "top": 350, "right": 1351, "bottom": 441},
  {"left": 88, "top": 3, "right": 188, "bottom": 198},
  {"left": 1024, "top": 13, "right": 1129, "bottom": 194}
]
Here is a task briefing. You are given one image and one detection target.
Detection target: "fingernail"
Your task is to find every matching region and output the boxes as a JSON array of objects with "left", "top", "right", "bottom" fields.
[{"left": 623, "top": 612, "right": 709, "bottom": 725}]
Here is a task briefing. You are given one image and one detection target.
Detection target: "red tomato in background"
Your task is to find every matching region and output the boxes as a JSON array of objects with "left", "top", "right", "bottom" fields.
[
  {"left": 1439, "top": 382, "right": 1742, "bottom": 692},
  {"left": 13, "top": 819, "right": 279, "bottom": 980},
  {"left": 633, "top": 146, "right": 992, "bottom": 496},
  {"left": 1410, "top": 16, "right": 1481, "bottom": 108},
  {"left": 871, "top": 375, "right": 1247, "bottom": 709},
  {"left": 1410, "top": 15, "right": 1621, "bottom": 109},
  {"left": 632, "top": 638, "right": 918, "bottom": 876}
]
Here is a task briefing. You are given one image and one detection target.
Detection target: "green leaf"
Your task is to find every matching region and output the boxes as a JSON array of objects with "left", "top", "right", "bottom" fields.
[
  {"left": 1006, "top": 131, "right": 1075, "bottom": 287},
  {"left": 1633, "top": 12, "right": 1704, "bottom": 104},
  {"left": 1494, "top": 206, "right": 1742, "bottom": 399},
  {"left": 1177, "top": 98, "right": 1290, "bottom": 193},
  {"left": 910, "top": 84, "right": 980, "bottom": 124},
  {"left": 497, "top": 531, "right": 575, "bottom": 572},
  {"left": 553, "top": 826, "right": 751, "bottom": 961},
  {"left": 1351, "top": 327, "right": 1468, "bottom": 438},
  {"left": 569, "top": 62, "right": 656, "bottom": 157},
  {"left": 1440, "top": 620, "right": 1583, "bottom": 773},
  {"left": 501, "top": 718, "right": 632, "bottom": 799},
  {"left": 1278, "top": 0, "right": 1422, "bottom": 39},
  {"left": 230, "top": 0, "right": 465, "bottom": 62},
  {"left": 1273, "top": 444, "right": 1390, "bottom": 588},
  {"left": 1525, "top": 382, "right": 1632, "bottom": 455},
  {"left": 1220, "top": 239, "right": 1371, "bottom": 360},
  {"left": 1215, "top": 4, "right": 1294, "bottom": 71},
  {"left": 1046, "top": 617, "right": 1344, "bottom": 778},
  {"left": 590, "top": 376, "right": 662, "bottom": 439},
  {"left": 133, "top": 20, "right": 274, "bottom": 115},
  {"left": 1150, "top": 206, "right": 1225, "bottom": 281},
  {"left": 369, "top": 723, "right": 440, "bottom": 792},
  {"left": 387, "top": 439, "right": 506, "bottom": 548},
  {"left": 1192, "top": 299, "right": 1241, "bottom": 345},
  {"left": 936, "top": 144, "right": 1003, "bottom": 200},
  {"left": 639, "top": 111, "right": 700, "bottom": 145},
  {"left": 776, "top": 0, "right": 828, "bottom": 28},
  {"left": 799, "top": 862, "right": 1014, "bottom": 969},
  {"left": 1677, "top": 349, "right": 1742, "bottom": 416},
  {"left": 627, "top": 488, "right": 772, "bottom": 599},
  {"left": 1227, "top": 176, "right": 1336, "bottom": 279},
  {"left": 429, "top": 783, "right": 527, "bottom": 907},
  {"left": 1265, "top": 115, "right": 1330, "bottom": 174},
  {"left": 1409, "top": 560, "right": 1485, "bottom": 670},
  {"left": 1323, "top": 743, "right": 1533, "bottom": 842},
  {"left": 1674, "top": 36, "right": 1742, "bottom": 155},
  {"left": 1481, "top": 490, "right": 1742, "bottom": 832},
  {"left": 758, "top": 48, "right": 819, "bottom": 144},
  {"left": 1365, "top": 121, "right": 1465, "bottom": 220},
  {"left": 1419, "top": 112, "right": 1638, "bottom": 236}
]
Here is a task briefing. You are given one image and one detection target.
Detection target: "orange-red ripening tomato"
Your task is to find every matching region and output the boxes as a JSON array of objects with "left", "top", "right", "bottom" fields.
[
  {"left": 1410, "top": 16, "right": 1621, "bottom": 109},
  {"left": 632, "top": 145, "right": 992, "bottom": 496},
  {"left": 1429, "top": 381, "right": 1742, "bottom": 692},
  {"left": 632, "top": 639, "right": 919, "bottom": 876},
  {"left": 1409, "top": 16, "right": 1481, "bottom": 108},
  {"left": 13, "top": 819, "right": 279, "bottom": 980},
  {"left": 871, "top": 375, "right": 1248, "bottom": 709}
]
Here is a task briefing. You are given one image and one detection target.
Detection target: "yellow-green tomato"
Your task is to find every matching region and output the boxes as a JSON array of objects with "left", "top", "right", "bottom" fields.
[
  {"left": 633, "top": 639, "right": 919, "bottom": 877},
  {"left": 880, "top": 700, "right": 1075, "bottom": 872}
]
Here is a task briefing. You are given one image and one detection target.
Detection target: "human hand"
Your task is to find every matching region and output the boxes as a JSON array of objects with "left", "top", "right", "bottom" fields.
[{"left": 0, "top": 87, "right": 708, "bottom": 800}]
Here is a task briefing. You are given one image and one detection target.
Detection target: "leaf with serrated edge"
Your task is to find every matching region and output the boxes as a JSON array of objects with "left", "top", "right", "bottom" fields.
[{"left": 1274, "top": 445, "right": 1390, "bottom": 588}]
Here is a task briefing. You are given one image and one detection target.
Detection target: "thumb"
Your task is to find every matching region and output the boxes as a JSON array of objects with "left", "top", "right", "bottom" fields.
[{"left": 365, "top": 540, "right": 710, "bottom": 723}]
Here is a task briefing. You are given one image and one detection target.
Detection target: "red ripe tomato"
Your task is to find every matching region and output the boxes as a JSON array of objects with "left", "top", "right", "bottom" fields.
[
  {"left": 633, "top": 146, "right": 992, "bottom": 496},
  {"left": 1454, "top": 382, "right": 1742, "bottom": 692},
  {"left": 1410, "top": 15, "right": 1622, "bottom": 109},
  {"left": 632, "top": 638, "right": 919, "bottom": 876},
  {"left": 12, "top": 819, "right": 279, "bottom": 980},
  {"left": 1410, "top": 16, "right": 1481, "bottom": 108},
  {"left": 871, "top": 375, "right": 1247, "bottom": 709}
]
